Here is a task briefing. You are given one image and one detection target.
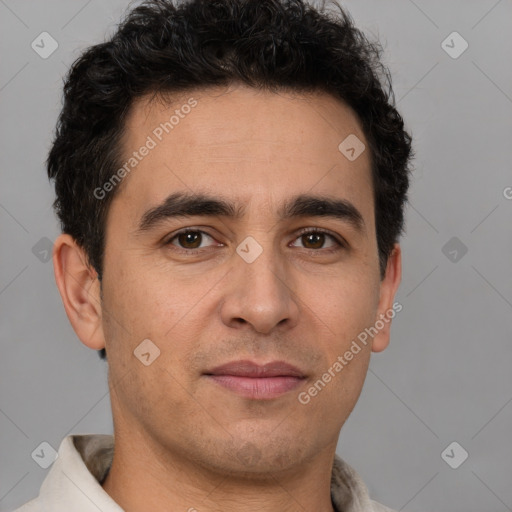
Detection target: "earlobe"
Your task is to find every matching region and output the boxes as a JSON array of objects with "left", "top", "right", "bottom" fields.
[
  {"left": 371, "top": 243, "right": 402, "bottom": 353},
  {"left": 52, "top": 234, "right": 106, "bottom": 351}
]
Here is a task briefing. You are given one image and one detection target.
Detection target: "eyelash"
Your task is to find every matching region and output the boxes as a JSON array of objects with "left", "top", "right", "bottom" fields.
[{"left": 163, "top": 227, "right": 346, "bottom": 255}]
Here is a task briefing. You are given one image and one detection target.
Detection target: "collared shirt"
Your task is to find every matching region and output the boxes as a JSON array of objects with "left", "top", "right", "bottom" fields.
[{"left": 14, "top": 434, "right": 396, "bottom": 512}]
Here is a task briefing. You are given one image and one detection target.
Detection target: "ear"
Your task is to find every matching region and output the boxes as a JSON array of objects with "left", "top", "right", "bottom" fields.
[
  {"left": 371, "top": 243, "right": 402, "bottom": 353},
  {"left": 52, "top": 233, "right": 106, "bottom": 351}
]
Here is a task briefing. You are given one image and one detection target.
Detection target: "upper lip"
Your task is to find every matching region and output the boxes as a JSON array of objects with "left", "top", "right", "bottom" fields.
[{"left": 205, "top": 360, "right": 306, "bottom": 378}]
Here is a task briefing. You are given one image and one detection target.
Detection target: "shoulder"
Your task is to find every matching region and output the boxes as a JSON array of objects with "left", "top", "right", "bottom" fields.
[
  {"left": 11, "top": 498, "right": 41, "bottom": 512},
  {"left": 370, "top": 499, "right": 398, "bottom": 512}
]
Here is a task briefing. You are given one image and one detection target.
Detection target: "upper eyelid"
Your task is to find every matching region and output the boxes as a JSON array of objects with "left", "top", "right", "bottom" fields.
[
  {"left": 164, "top": 228, "right": 218, "bottom": 246},
  {"left": 291, "top": 227, "right": 343, "bottom": 246}
]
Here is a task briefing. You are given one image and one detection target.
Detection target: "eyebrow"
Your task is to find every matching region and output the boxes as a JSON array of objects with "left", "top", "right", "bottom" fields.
[{"left": 137, "top": 191, "right": 366, "bottom": 235}]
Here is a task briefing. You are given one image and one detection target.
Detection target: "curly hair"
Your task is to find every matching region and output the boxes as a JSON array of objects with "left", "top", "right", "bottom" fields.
[{"left": 47, "top": 0, "right": 413, "bottom": 360}]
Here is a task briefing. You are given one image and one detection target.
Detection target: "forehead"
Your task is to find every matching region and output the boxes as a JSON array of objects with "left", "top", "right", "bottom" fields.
[{"left": 112, "top": 84, "right": 374, "bottom": 230}]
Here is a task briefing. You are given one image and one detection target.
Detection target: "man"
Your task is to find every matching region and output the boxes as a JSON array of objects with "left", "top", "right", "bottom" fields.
[{"left": 16, "top": 0, "right": 412, "bottom": 510}]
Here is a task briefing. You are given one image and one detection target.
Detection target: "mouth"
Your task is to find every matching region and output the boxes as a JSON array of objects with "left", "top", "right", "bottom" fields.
[{"left": 203, "top": 360, "right": 307, "bottom": 400}]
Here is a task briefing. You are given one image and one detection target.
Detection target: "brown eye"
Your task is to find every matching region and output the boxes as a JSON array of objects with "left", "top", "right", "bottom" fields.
[
  {"left": 177, "top": 231, "right": 202, "bottom": 249},
  {"left": 291, "top": 228, "right": 344, "bottom": 251},
  {"left": 301, "top": 232, "right": 325, "bottom": 249},
  {"left": 165, "top": 229, "right": 217, "bottom": 251}
]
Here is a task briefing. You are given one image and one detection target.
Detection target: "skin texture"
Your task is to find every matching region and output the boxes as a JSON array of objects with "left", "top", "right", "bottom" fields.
[{"left": 53, "top": 84, "right": 401, "bottom": 512}]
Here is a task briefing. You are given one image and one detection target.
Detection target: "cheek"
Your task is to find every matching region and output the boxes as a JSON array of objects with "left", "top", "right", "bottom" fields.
[
  {"left": 306, "top": 270, "right": 378, "bottom": 413},
  {"left": 102, "top": 255, "right": 179, "bottom": 331},
  {"left": 101, "top": 256, "right": 215, "bottom": 378},
  {"left": 306, "top": 271, "right": 379, "bottom": 343}
]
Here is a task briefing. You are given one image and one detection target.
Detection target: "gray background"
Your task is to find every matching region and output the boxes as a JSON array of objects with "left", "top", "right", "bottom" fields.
[{"left": 1, "top": 0, "right": 511, "bottom": 510}]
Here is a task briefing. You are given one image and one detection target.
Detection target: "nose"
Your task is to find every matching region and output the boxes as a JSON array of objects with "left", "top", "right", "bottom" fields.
[{"left": 219, "top": 241, "right": 300, "bottom": 334}]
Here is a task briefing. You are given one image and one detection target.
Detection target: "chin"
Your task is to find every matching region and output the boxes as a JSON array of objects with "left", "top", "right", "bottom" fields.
[{"left": 215, "top": 436, "right": 313, "bottom": 476}]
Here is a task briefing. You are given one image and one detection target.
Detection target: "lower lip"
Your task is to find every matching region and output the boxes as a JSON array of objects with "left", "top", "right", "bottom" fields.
[{"left": 206, "top": 375, "right": 304, "bottom": 400}]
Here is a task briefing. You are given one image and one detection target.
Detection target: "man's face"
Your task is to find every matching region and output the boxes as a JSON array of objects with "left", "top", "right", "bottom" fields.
[{"left": 99, "top": 85, "right": 389, "bottom": 474}]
